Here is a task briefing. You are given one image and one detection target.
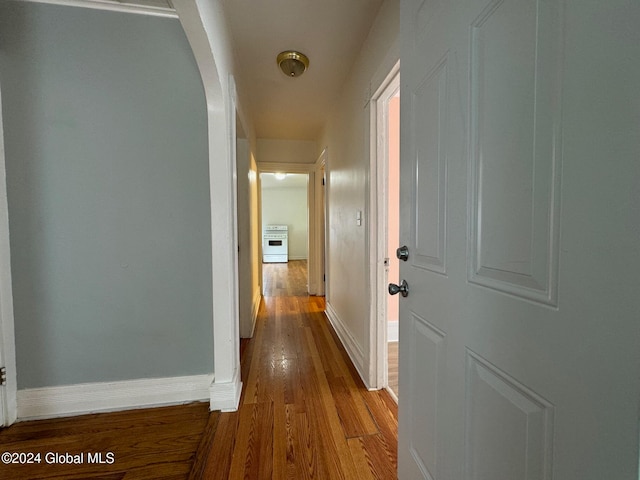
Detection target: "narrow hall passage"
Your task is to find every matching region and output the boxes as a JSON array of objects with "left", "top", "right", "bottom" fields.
[{"left": 193, "top": 260, "right": 398, "bottom": 479}]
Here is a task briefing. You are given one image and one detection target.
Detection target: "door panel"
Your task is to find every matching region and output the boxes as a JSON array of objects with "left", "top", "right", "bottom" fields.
[
  {"left": 411, "top": 56, "right": 448, "bottom": 274},
  {"left": 398, "top": 0, "right": 640, "bottom": 478},
  {"left": 465, "top": 349, "right": 554, "bottom": 480},
  {"left": 406, "top": 313, "right": 445, "bottom": 479},
  {"left": 468, "top": 0, "right": 562, "bottom": 305}
]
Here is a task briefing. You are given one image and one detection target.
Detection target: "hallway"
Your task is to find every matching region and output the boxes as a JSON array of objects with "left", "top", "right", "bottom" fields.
[
  {"left": 0, "top": 0, "right": 638, "bottom": 476},
  {"left": 0, "top": 261, "right": 397, "bottom": 479},
  {"left": 194, "top": 260, "right": 398, "bottom": 478}
]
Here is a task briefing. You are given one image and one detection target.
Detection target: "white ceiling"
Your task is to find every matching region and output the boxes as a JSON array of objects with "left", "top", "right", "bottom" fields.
[
  {"left": 221, "top": 0, "right": 384, "bottom": 140},
  {"left": 43, "top": 0, "right": 384, "bottom": 140}
]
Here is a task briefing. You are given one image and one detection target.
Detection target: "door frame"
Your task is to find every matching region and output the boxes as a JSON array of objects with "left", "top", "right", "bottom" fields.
[
  {"left": 368, "top": 61, "right": 400, "bottom": 390},
  {"left": 312, "top": 149, "right": 327, "bottom": 297},
  {"left": 257, "top": 162, "right": 320, "bottom": 295},
  {"left": 0, "top": 81, "right": 18, "bottom": 426}
]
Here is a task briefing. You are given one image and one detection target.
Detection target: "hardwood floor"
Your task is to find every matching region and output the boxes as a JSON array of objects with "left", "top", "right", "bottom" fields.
[
  {"left": 387, "top": 342, "right": 398, "bottom": 399},
  {"left": 199, "top": 260, "right": 398, "bottom": 479},
  {"left": 262, "top": 259, "right": 309, "bottom": 297},
  {"left": 0, "top": 260, "right": 398, "bottom": 479},
  {"left": 0, "top": 402, "right": 213, "bottom": 479}
]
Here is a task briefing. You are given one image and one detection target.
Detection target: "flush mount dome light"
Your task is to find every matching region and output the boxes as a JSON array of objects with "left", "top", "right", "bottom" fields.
[
  {"left": 274, "top": 172, "right": 287, "bottom": 180},
  {"left": 277, "top": 51, "right": 309, "bottom": 78}
]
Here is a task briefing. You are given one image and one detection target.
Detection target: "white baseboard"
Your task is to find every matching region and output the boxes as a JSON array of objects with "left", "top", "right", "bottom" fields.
[
  {"left": 388, "top": 320, "right": 399, "bottom": 342},
  {"left": 240, "top": 290, "right": 261, "bottom": 338},
  {"left": 209, "top": 369, "right": 242, "bottom": 412},
  {"left": 324, "top": 302, "right": 369, "bottom": 388},
  {"left": 17, "top": 374, "right": 213, "bottom": 421},
  {"left": 249, "top": 290, "right": 261, "bottom": 338}
]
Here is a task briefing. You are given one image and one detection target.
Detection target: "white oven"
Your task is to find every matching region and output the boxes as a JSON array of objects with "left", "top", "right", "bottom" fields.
[{"left": 263, "top": 225, "right": 288, "bottom": 263}]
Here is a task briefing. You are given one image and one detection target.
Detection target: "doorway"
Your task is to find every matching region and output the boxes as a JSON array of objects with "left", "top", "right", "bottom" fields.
[
  {"left": 385, "top": 90, "right": 400, "bottom": 399},
  {"left": 260, "top": 172, "right": 310, "bottom": 293},
  {"left": 370, "top": 62, "right": 400, "bottom": 400}
]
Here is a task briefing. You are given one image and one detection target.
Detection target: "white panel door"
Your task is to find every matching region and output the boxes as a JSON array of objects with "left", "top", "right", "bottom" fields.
[{"left": 397, "top": 0, "right": 640, "bottom": 478}]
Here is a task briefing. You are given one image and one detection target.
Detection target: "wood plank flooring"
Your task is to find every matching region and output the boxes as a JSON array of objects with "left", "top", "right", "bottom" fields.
[
  {"left": 198, "top": 260, "right": 398, "bottom": 479},
  {"left": 0, "top": 260, "right": 398, "bottom": 479},
  {"left": 261, "top": 260, "right": 309, "bottom": 297},
  {"left": 387, "top": 342, "right": 398, "bottom": 399},
  {"left": 0, "top": 402, "right": 212, "bottom": 479}
]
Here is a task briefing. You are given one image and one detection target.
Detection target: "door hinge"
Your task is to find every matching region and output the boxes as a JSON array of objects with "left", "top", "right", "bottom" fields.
[
  {"left": 323, "top": 274, "right": 326, "bottom": 282},
  {"left": 322, "top": 177, "right": 325, "bottom": 186},
  {"left": 0, "top": 367, "right": 6, "bottom": 386}
]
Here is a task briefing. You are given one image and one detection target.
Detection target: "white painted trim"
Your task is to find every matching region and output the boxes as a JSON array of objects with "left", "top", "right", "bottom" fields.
[
  {"left": 209, "top": 368, "right": 242, "bottom": 412},
  {"left": 176, "top": 1, "right": 241, "bottom": 411},
  {"left": 256, "top": 173, "right": 264, "bottom": 296},
  {"left": 247, "top": 289, "right": 261, "bottom": 339},
  {"left": 0, "top": 82, "right": 17, "bottom": 427},
  {"left": 206, "top": 73, "right": 242, "bottom": 409},
  {"left": 388, "top": 320, "right": 399, "bottom": 343},
  {"left": 312, "top": 150, "right": 327, "bottom": 297},
  {"left": 324, "top": 302, "right": 370, "bottom": 389},
  {"left": 385, "top": 386, "right": 398, "bottom": 403},
  {"left": 17, "top": 0, "right": 178, "bottom": 18},
  {"left": 307, "top": 170, "right": 317, "bottom": 295},
  {"left": 368, "top": 61, "right": 401, "bottom": 390},
  {"left": 224, "top": 73, "right": 241, "bottom": 396},
  {"left": 323, "top": 150, "right": 330, "bottom": 302},
  {"left": 17, "top": 374, "right": 213, "bottom": 421},
  {"left": 368, "top": 87, "right": 381, "bottom": 390}
]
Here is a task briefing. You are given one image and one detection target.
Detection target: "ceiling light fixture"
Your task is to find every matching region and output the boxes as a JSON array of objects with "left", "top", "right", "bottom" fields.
[
  {"left": 277, "top": 51, "right": 309, "bottom": 78},
  {"left": 274, "top": 172, "right": 287, "bottom": 180}
]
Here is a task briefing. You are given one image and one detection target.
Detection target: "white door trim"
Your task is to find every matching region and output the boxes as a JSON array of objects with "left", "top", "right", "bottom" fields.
[
  {"left": 0, "top": 81, "right": 18, "bottom": 426},
  {"left": 368, "top": 61, "right": 400, "bottom": 390},
  {"left": 322, "top": 150, "right": 330, "bottom": 302},
  {"left": 257, "top": 162, "right": 316, "bottom": 295},
  {"left": 175, "top": 1, "right": 241, "bottom": 411},
  {"left": 312, "top": 149, "right": 327, "bottom": 296},
  {"left": 17, "top": 0, "right": 178, "bottom": 18}
]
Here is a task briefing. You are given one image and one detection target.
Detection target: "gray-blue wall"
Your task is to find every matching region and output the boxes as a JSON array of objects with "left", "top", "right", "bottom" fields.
[{"left": 0, "top": 2, "right": 214, "bottom": 389}]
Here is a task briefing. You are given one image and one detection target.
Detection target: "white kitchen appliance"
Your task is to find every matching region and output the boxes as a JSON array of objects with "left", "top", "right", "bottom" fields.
[{"left": 263, "top": 225, "right": 288, "bottom": 263}]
